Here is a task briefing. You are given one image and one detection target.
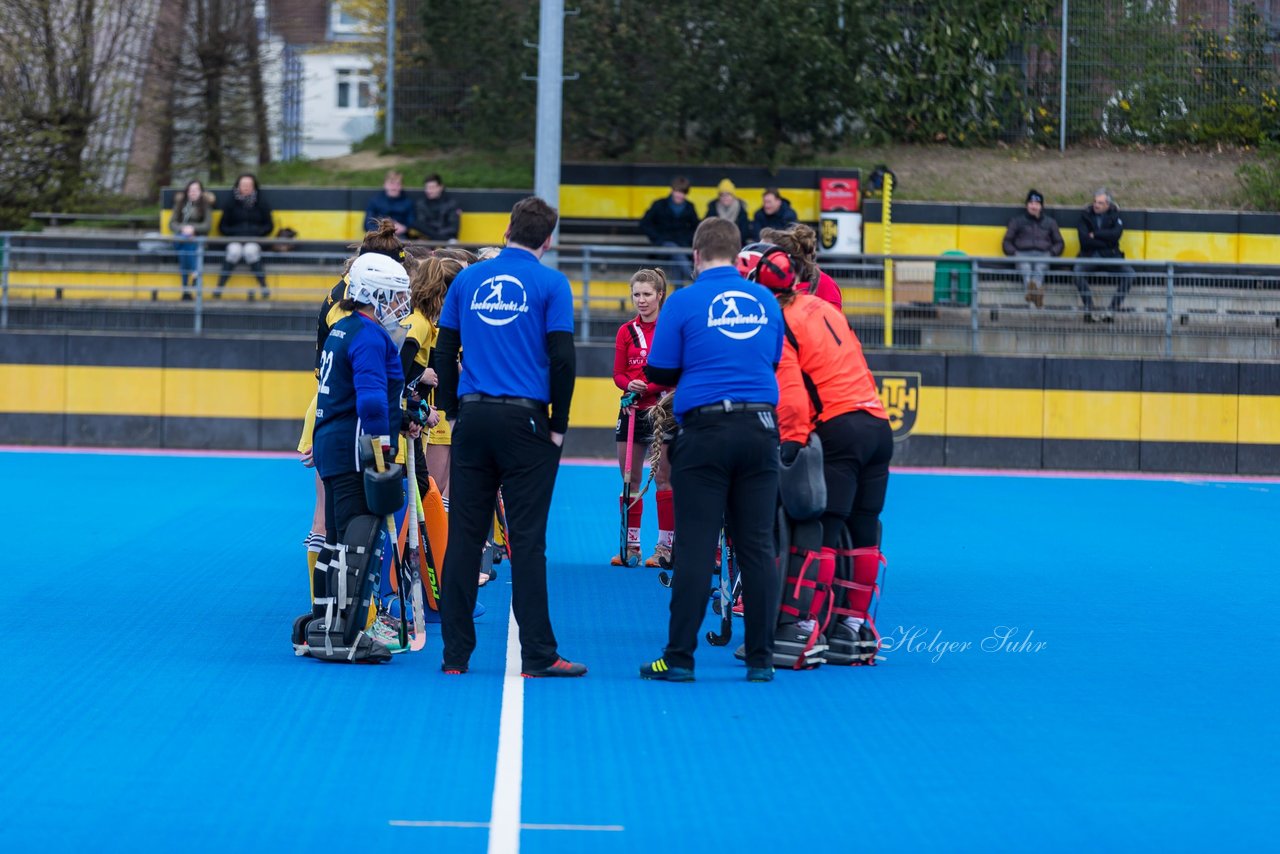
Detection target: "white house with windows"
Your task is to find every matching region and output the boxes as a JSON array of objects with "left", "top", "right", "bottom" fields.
[{"left": 268, "top": 1, "right": 379, "bottom": 160}]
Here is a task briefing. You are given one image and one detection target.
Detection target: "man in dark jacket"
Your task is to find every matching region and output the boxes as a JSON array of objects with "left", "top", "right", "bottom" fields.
[
  {"left": 640, "top": 176, "right": 699, "bottom": 283},
  {"left": 1073, "top": 189, "right": 1136, "bottom": 320},
  {"left": 750, "top": 188, "right": 798, "bottom": 240},
  {"left": 414, "top": 173, "right": 462, "bottom": 242},
  {"left": 1002, "top": 189, "right": 1063, "bottom": 308},
  {"left": 217, "top": 173, "right": 274, "bottom": 299}
]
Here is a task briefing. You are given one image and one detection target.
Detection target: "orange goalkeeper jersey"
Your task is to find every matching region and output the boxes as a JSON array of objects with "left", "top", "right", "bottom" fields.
[{"left": 776, "top": 293, "right": 887, "bottom": 444}]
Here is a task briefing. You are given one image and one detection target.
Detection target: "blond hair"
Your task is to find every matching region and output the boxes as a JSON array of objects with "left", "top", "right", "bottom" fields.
[
  {"left": 645, "top": 396, "right": 675, "bottom": 469},
  {"left": 410, "top": 255, "right": 465, "bottom": 322},
  {"left": 630, "top": 267, "right": 669, "bottom": 306}
]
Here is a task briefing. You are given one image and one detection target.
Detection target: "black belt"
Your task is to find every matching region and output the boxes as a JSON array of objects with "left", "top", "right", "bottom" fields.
[
  {"left": 685, "top": 401, "right": 775, "bottom": 418},
  {"left": 459, "top": 394, "right": 546, "bottom": 412}
]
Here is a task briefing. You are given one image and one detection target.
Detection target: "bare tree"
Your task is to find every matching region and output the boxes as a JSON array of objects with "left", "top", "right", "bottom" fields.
[
  {"left": 0, "top": 0, "right": 146, "bottom": 225},
  {"left": 123, "top": 0, "right": 191, "bottom": 199},
  {"left": 167, "top": 0, "right": 267, "bottom": 184}
]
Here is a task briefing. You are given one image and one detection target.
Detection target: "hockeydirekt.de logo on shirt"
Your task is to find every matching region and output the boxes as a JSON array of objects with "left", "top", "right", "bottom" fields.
[
  {"left": 707, "top": 290, "right": 769, "bottom": 339},
  {"left": 470, "top": 274, "right": 530, "bottom": 327}
]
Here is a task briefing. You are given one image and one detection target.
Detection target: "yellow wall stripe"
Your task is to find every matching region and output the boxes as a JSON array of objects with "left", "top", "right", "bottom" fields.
[
  {"left": 569, "top": 377, "right": 626, "bottom": 429},
  {"left": 0, "top": 366, "right": 313, "bottom": 420},
  {"left": 862, "top": 221, "right": 1280, "bottom": 265},
  {"left": 1043, "top": 390, "right": 1142, "bottom": 441},
  {"left": 0, "top": 364, "right": 67, "bottom": 413},
  {"left": 1238, "top": 395, "right": 1280, "bottom": 445},
  {"left": 2, "top": 364, "right": 1278, "bottom": 446},
  {"left": 944, "top": 388, "right": 1045, "bottom": 438},
  {"left": 1141, "top": 392, "right": 1238, "bottom": 443}
]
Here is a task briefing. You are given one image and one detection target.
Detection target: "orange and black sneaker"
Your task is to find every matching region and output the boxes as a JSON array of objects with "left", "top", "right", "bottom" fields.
[{"left": 521, "top": 657, "right": 587, "bottom": 678}]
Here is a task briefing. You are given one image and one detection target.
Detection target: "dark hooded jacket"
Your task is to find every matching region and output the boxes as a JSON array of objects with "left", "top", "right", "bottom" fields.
[{"left": 1076, "top": 203, "right": 1125, "bottom": 259}]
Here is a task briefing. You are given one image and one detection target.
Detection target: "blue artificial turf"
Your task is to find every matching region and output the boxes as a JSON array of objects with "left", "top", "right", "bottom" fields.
[{"left": 1, "top": 451, "right": 1274, "bottom": 851}]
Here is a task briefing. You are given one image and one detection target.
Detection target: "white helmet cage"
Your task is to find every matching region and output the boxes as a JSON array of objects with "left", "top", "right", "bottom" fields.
[{"left": 348, "top": 253, "right": 411, "bottom": 325}]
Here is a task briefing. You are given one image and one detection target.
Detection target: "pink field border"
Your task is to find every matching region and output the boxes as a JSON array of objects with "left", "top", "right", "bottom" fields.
[{"left": 4, "top": 445, "right": 1278, "bottom": 484}]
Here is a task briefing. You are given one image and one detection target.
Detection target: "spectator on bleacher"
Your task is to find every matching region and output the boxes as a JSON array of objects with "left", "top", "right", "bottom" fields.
[
  {"left": 414, "top": 174, "right": 462, "bottom": 243},
  {"left": 750, "top": 188, "right": 798, "bottom": 241},
  {"left": 704, "top": 178, "right": 750, "bottom": 243},
  {"left": 1002, "top": 189, "right": 1063, "bottom": 309},
  {"left": 761, "top": 224, "right": 843, "bottom": 310},
  {"left": 640, "top": 176, "right": 698, "bottom": 284},
  {"left": 216, "top": 173, "right": 274, "bottom": 300},
  {"left": 364, "top": 171, "right": 414, "bottom": 236},
  {"left": 170, "top": 179, "right": 212, "bottom": 301},
  {"left": 1074, "top": 189, "right": 1136, "bottom": 322}
]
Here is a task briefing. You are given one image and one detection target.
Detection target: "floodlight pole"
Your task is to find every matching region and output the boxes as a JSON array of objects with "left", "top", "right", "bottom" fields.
[
  {"left": 534, "top": 0, "right": 565, "bottom": 248},
  {"left": 385, "top": 0, "right": 396, "bottom": 148},
  {"left": 1059, "top": 0, "right": 1068, "bottom": 152}
]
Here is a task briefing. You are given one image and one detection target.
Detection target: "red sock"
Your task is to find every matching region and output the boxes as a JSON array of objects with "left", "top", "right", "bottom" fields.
[
  {"left": 619, "top": 494, "right": 642, "bottom": 548},
  {"left": 849, "top": 546, "right": 883, "bottom": 615},
  {"left": 627, "top": 496, "right": 644, "bottom": 534},
  {"left": 656, "top": 489, "right": 674, "bottom": 547}
]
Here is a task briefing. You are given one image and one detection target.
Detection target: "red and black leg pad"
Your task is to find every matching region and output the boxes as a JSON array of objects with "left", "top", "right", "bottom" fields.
[
  {"left": 828, "top": 532, "right": 887, "bottom": 665},
  {"left": 773, "top": 519, "right": 830, "bottom": 669}
]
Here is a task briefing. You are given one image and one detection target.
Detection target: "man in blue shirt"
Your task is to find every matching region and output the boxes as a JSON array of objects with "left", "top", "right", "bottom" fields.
[
  {"left": 432, "top": 196, "right": 585, "bottom": 678},
  {"left": 640, "top": 217, "right": 784, "bottom": 683}
]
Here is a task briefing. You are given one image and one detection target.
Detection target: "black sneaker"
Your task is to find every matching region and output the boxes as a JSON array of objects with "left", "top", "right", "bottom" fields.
[
  {"left": 639, "top": 658, "right": 694, "bottom": 682},
  {"left": 521, "top": 657, "right": 587, "bottom": 678},
  {"left": 746, "top": 666, "right": 775, "bottom": 682},
  {"left": 441, "top": 661, "right": 469, "bottom": 675}
]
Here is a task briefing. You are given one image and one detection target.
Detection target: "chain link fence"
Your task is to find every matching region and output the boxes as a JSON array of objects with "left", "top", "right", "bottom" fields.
[{"left": 997, "top": 0, "right": 1280, "bottom": 145}]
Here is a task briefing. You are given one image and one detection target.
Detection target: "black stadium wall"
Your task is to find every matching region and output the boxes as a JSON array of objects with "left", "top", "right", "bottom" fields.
[{"left": 1, "top": 330, "right": 1277, "bottom": 475}]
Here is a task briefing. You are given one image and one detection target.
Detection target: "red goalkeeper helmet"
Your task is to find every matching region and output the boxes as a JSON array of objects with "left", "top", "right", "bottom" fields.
[{"left": 736, "top": 242, "right": 795, "bottom": 291}]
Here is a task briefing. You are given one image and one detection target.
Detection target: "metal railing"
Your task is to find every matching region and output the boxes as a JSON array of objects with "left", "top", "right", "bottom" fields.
[{"left": 2, "top": 233, "right": 1278, "bottom": 359}]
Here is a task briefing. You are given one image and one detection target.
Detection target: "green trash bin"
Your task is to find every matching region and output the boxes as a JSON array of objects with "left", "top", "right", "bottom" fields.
[{"left": 933, "top": 250, "right": 971, "bottom": 306}]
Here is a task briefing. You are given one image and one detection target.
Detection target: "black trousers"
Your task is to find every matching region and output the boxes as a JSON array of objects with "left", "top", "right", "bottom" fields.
[
  {"left": 815, "top": 410, "right": 894, "bottom": 549},
  {"left": 440, "top": 401, "right": 563, "bottom": 670},
  {"left": 665, "top": 409, "right": 780, "bottom": 670},
  {"left": 321, "top": 470, "right": 369, "bottom": 544}
]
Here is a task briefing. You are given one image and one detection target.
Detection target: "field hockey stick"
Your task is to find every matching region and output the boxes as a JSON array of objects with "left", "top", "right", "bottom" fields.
[
  {"left": 404, "top": 438, "right": 428, "bottom": 652},
  {"left": 618, "top": 392, "right": 640, "bottom": 567},
  {"left": 486, "top": 489, "right": 511, "bottom": 579},
  {"left": 413, "top": 484, "right": 441, "bottom": 609},
  {"left": 495, "top": 488, "right": 511, "bottom": 562},
  {"left": 707, "top": 528, "right": 733, "bottom": 646},
  {"left": 369, "top": 440, "right": 409, "bottom": 649}
]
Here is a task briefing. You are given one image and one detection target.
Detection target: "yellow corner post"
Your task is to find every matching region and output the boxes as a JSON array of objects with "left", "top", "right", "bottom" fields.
[{"left": 882, "top": 173, "right": 894, "bottom": 348}]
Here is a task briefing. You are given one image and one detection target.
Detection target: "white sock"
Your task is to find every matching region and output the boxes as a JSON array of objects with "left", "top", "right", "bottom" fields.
[
  {"left": 797, "top": 619, "right": 817, "bottom": 633},
  {"left": 843, "top": 616, "right": 864, "bottom": 632}
]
